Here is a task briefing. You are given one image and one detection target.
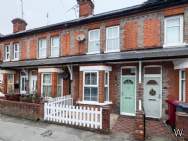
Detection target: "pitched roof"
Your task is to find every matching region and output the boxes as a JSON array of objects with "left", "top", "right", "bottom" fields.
[
  {"left": 1, "top": 46, "right": 188, "bottom": 68},
  {"left": 0, "top": 0, "right": 187, "bottom": 40}
]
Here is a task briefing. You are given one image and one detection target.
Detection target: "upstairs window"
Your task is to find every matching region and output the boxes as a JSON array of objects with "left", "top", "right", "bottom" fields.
[
  {"left": 88, "top": 29, "right": 100, "bottom": 54},
  {"left": 179, "top": 70, "right": 186, "bottom": 102},
  {"left": 38, "top": 39, "right": 47, "bottom": 59},
  {"left": 84, "top": 72, "right": 98, "bottom": 102},
  {"left": 106, "top": 26, "right": 120, "bottom": 52},
  {"left": 4, "top": 45, "right": 10, "bottom": 61},
  {"left": 51, "top": 36, "right": 60, "bottom": 57},
  {"left": 13, "top": 43, "right": 20, "bottom": 61},
  {"left": 164, "top": 15, "right": 183, "bottom": 46}
]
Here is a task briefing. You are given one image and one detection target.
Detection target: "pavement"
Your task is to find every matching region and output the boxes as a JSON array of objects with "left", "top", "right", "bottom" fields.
[
  {"left": 0, "top": 114, "right": 132, "bottom": 141},
  {"left": 0, "top": 114, "right": 175, "bottom": 141}
]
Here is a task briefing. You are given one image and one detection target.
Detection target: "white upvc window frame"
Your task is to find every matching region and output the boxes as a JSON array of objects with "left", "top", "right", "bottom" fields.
[
  {"left": 164, "top": 15, "right": 185, "bottom": 47},
  {"left": 13, "top": 43, "right": 20, "bottom": 61},
  {"left": 83, "top": 71, "right": 99, "bottom": 103},
  {"left": 4, "top": 45, "right": 10, "bottom": 62},
  {"left": 7, "top": 73, "right": 14, "bottom": 94},
  {"left": 57, "top": 74, "right": 63, "bottom": 97},
  {"left": 88, "top": 29, "right": 100, "bottom": 54},
  {"left": 106, "top": 26, "right": 120, "bottom": 53},
  {"left": 38, "top": 38, "right": 47, "bottom": 59},
  {"left": 104, "top": 71, "right": 109, "bottom": 102},
  {"left": 179, "top": 70, "right": 186, "bottom": 102},
  {"left": 41, "top": 73, "right": 52, "bottom": 97},
  {"left": 51, "top": 36, "right": 60, "bottom": 57}
]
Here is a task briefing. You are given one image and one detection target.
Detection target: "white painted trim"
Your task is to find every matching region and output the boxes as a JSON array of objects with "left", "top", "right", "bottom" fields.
[
  {"left": 104, "top": 71, "right": 110, "bottom": 102},
  {"left": 143, "top": 65, "right": 162, "bottom": 119},
  {"left": 38, "top": 68, "right": 63, "bottom": 73},
  {"left": 50, "top": 36, "right": 60, "bottom": 58},
  {"left": 83, "top": 71, "right": 99, "bottom": 102},
  {"left": 173, "top": 59, "right": 188, "bottom": 69},
  {"left": 120, "top": 66, "right": 137, "bottom": 116},
  {"left": 67, "top": 65, "right": 73, "bottom": 80},
  {"left": 88, "top": 29, "right": 100, "bottom": 54},
  {"left": 164, "top": 15, "right": 184, "bottom": 47},
  {"left": 41, "top": 73, "right": 52, "bottom": 97},
  {"left": 105, "top": 25, "right": 120, "bottom": 53},
  {"left": 20, "top": 71, "right": 28, "bottom": 94},
  {"left": 80, "top": 66, "right": 112, "bottom": 71},
  {"left": 139, "top": 61, "right": 142, "bottom": 84},
  {"left": 29, "top": 72, "right": 37, "bottom": 94},
  {"left": 12, "top": 43, "right": 20, "bottom": 61},
  {"left": 77, "top": 101, "right": 112, "bottom": 106},
  {"left": 0, "top": 70, "right": 16, "bottom": 74},
  {"left": 4, "top": 44, "right": 10, "bottom": 62},
  {"left": 121, "top": 112, "right": 135, "bottom": 117},
  {"left": 179, "top": 70, "right": 186, "bottom": 102}
]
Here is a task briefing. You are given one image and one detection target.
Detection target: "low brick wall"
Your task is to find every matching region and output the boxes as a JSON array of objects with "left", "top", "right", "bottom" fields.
[
  {"left": 0, "top": 99, "right": 43, "bottom": 121},
  {"left": 176, "top": 112, "right": 188, "bottom": 140}
]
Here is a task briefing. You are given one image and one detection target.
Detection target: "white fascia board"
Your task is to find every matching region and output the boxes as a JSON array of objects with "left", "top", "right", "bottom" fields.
[
  {"left": 80, "top": 65, "right": 112, "bottom": 71},
  {"left": 38, "top": 68, "right": 63, "bottom": 73},
  {"left": 173, "top": 59, "right": 188, "bottom": 69}
]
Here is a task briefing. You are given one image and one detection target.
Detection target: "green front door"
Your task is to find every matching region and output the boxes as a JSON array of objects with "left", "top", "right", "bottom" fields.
[{"left": 121, "top": 76, "right": 136, "bottom": 115}]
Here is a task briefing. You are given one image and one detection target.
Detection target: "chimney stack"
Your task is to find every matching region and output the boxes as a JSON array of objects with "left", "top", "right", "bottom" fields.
[
  {"left": 12, "top": 18, "right": 27, "bottom": 33},
  {"left": 77, "top": 0, "right": 94, "bottom": 18}
]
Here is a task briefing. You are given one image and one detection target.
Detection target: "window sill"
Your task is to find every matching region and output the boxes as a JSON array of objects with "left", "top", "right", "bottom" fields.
[
  {"left": 87, "top": 52, "right": 100, "bottom": 55},
  {"left": 77, "top": 101, "right": 112, "bottom": 106},
  {"left": 3, "top": 60, "right": 10, "bottom": 62},
  {"left": 104, "top": 50, "right": 120, "bottom": 53},
  {"left": 163, "top": 43, "right": 187, "bottom": 48},
  {"left": 11, "top": 59, "right": 19, "bottom": 62}
]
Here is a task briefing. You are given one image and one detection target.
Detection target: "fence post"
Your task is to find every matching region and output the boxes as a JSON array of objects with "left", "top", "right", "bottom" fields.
[{"left": 102, "top": 106, "right": 110, "bottom": 134}]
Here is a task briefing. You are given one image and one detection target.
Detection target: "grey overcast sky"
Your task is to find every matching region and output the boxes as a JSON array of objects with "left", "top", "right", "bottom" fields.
[{"left": 0, "top": 0, "right": 147, "bottom": 35}]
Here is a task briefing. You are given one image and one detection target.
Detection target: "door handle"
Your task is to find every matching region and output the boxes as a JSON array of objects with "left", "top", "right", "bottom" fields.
[{"left": 148, "top": 99, "right": 156, "bottom": 101}]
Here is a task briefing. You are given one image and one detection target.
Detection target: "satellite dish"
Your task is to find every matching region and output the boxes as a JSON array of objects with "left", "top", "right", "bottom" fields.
[{"left": 76, "top": 34, "right": 85, "bottom": 42}]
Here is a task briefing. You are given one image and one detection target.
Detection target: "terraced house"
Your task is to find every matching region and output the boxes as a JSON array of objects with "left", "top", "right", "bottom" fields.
[{"left": 0, "top": 0, "right": 188, "bottom": 120}]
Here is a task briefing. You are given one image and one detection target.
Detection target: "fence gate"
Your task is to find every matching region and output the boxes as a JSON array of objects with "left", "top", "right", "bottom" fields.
[{"left": 44, "top": 96, "right": 103, "bottom": 130}]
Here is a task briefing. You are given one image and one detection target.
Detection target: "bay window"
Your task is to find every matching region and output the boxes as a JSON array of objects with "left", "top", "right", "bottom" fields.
[
  {"left": 13, "top": 43, "right": 20, "bottom": 61},
  {"left": 84, "top": 72, "right": 98, "bottom": 102},
  {"left": 57, "top": 74, "right": 63, "bottom": 97},
  {"left": 38, "top": 39, "right": 47, "bottom": 59},
  {"left": 4, "top": 45, "right": 10, "bottom": 61},
  {"left": 104, "top": 72, "right": 109, "bottom": 102},
  {"left": 88, "top": 29, "right": 100, "bottom": 54},
  {"left": 42, "top": 73, "right": 52, "bottom": 97},
  {"left": 179, "top": 70, "right": 186, "bottom": 102},
  {"left": 7, "top": 74, "right": 14, "bottom": 94},
  {"left": 164, "top": 15, "right": 184, "bottom": 47},
  {"left": 51, "top": 36, "right": 60, "bottom": 57},
  {"left": 106, "top": 26, "right": 120, "bottom": 52}
]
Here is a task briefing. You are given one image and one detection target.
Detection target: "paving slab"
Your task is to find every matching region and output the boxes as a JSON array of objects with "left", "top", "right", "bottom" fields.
[{"left": 0, "top": 114, "right": 132, "bottom": 141}]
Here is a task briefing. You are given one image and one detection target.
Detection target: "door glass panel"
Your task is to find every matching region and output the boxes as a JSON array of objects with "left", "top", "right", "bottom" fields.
[
  {"left": 146, "top": 80, "right": 158, "bottom": 85},
  {"left": 122, "top": 68, "right": 136, "bottom": 75},
  {"left": 144, "top": 67, "right": 161, "bottom": 75}
]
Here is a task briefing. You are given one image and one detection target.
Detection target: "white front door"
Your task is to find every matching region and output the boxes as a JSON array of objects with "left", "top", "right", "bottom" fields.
[
  {"left": 144, "top": 76, "right": 162, "bottom": 118},
  {"left": 20, "top": 73, "right": 27, "bottom": 94},
  {"left": 30, "top": 75, "right": 37, "bottom": 94}
]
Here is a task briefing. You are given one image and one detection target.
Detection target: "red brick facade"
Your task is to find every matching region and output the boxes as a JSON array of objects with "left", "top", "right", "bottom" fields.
[
  {"left": 0, "top": 0, "right": 188, "bottom": 127},
  {"left": 144, "top": 19, "right": 161, "bottom": 48}
]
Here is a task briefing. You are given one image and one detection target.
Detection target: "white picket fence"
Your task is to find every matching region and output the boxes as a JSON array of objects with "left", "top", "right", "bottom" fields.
[
  {"left": 45, "top": 95, "right": 73, "bottom": 106},
  {"left": 44, "top": 103, "right": 103, "bottom": 129}
]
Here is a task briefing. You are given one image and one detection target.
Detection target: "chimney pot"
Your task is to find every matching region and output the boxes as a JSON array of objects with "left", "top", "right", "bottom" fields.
[
  {"left": 77, "top": 0, "right": 94, "bottom": 18},
  {"left": 12, "top": 18, "right": 27, "bottom": 33}
]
